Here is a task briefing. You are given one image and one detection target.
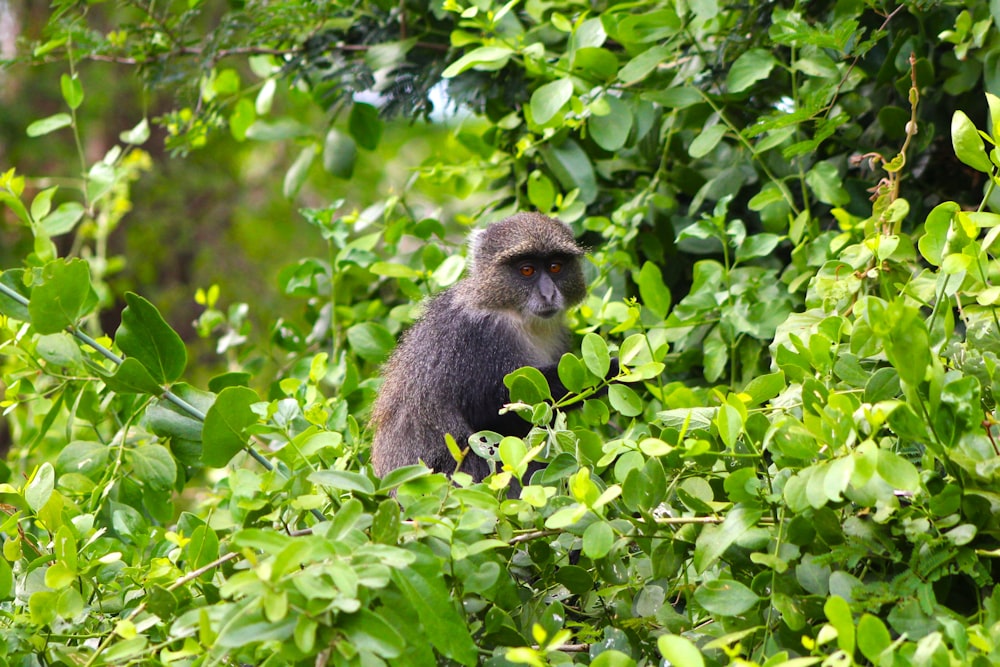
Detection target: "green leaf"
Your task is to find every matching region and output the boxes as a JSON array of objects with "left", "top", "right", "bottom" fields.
[
  {"left": 340, "top": 609, "right": 405, "bottom": 658},
  {"left": 590, "top": 651, "right": 635, "bottom": 667},
  {"left": 715, "top": 403, "right": 742, "bottom": 448},
  {"left": 393, "top": 555, "right": 479, "bottom": 665},
  {"left": 642, "top": 86, "right": 702, "bottom": 108},
  {"left": 36, "top": 332, "right": 82, "bottom": 367},
  {"left": 573, "top": 47, "right": 619, "bottom": 81},
  {"left": 555, "top": 565, "right": 594, "bottom": 595},
  {"left": 531, "top": 78, "right": 573, "bottom": 125},
  {"left": 637, "top": 262, "right": 671, "bottom": 318},
  {"left": 372, "top": 498, "right": 401, "bottom": 543},
  {"left": 229, "top": 98, "right": 256, "bottom": 141},
  {"left": 369, "top": 261, "right": 421, "bottom": 279},
  {"left": 741, "top": 371, "right": 785, "bottom": 406},
  {"left": 145, "top": 384, "right": 214, "bottom": 444},
  {"left": 442, "top": 45, "right": 513, "bottom": 77},
  {"left": 527, "top": 170, "right": 556, "bottom": 212},
  {"left": 0, "top": 190, "right": 31, "bottom": 226},
  {"left": 232, "top": 528, "right": 292, "bottom": 553},
  {"left": 539, "top": 138, "right": 597, "bottom": 204},
  {"left": 346, "top": 322, "right": 395, "bottom": 362},
  {"left": 505, "top": 366, "right": 552, "bottom": 404},
  {"left": 883, "top": 307, "right": 930, "bottom": 387},
  {"left": 581, "top": 333, "right": 611, "bottom": 378},
  {"left": 60, "top": 74, "right": 84, "bottom": 109},
  {"left": 0, "top": 558, "right": 13, "bottom": 601},
  {"left": 116, "top": 292, "right": 187, "bottom": 384},
  {"left": 33, "top": 37, "right": 66, "bottom": 57},
  {"left": 952, "top": 110, "right": 993, "bottom": 173},
  {"left": 128, "top": 444, "right": 177, "bottom": 490},
  {"left": 727, "top": 49, "right": 778, "bottom": 93},
  {"left": 323, "top": 127, "right": 357, "bottom": 179},
  {"left": 806, "top": 162, "right": 849, "bottom": 206},
  {"left": 693, "top": 506, "right": 764, "bottom": 573},
  {"left": 245, "top": 118, "right": 311, "bottom": 141},
  {"left": 310, "top": 469, "right": 377, "bottom": 495},
  {"left": 658, "top": 635, "right": 704, "bottom": 667},
  {"left": 857, "top": 613, "right": 891, "bottom": 662},
  {"left": 378, "top": 465, "right": 430, "bottom": 492},
  {"left": 735, "top": 233, "right": 782, "bottom": 262},
  {"left": 185, "top": 524, "right": 220, "bottom": 577},
  {"left": 864, "top": 368, "right": 900, "bottom": 403},
  {"left": 582, "top": 521, "right": 614, "bottom": 559},
  {"left": 100, "top": 357, "right": 164, "bottom": 395},
  {"left": 349, "top": 102, "right": 383, "bottom": 150},
  {"left": 202, "top": 386, "right": 260, "bottom": 467},
  {"left": 557, "top": 353, "right": 587, "bottom": 394},
  {"left": 0, "top": 269, "right": 31, "bottom": 321},
  {"left": 56, "top": 441, "right": 109, "bottom": 479},
  {"left": 918, "top": 202, "right": 959, "bottom": 266},
  {"left": 688, "top": 124, "right": 727, "bottom": 158},
  {"left": 608, "top": 384, "right": 642, "bottom": 417},
  {"left": 875, "top": 450, "right": 919, "bottom": 491},
  {"left": 694, "top": 579, "right": 760, "bottom": 615},
  {"left": 40, "top": 202, "right": 85, "bottom": 236},
  {"left": 617, "top": 45, "right": 671, "bottom": 84},
  {"left": 617, "top": 8, "right": 681, "bottom": 42},
  {"left": 619, "top": 361, "right": 663, "bottom": 382},
  {"left": 431, "top": 254, "right": 466, "bottom": 287},
  {"left": 27, "top": 113, "right": 72, "bottom": 137},
  {"left": 216, "top": 610, "right": 296, "bottom": 647},
  {"left": 748, "top": 183, "right": 788, "bottom": 209},
  {"left": 703, "top": 329, "right": 728, "bottom": 382},
  {"left": 25, "top": 462, "right": 54, "bottom": 512},
  {"left": 30, "top": 186, "right": 55, "bottom": 221},
  {"left": 619, "top": 333, "right": 653, "bottom": 367},
  {"left": 657, "top": 407, "right": 716, "bottom": 432},
  {"left": 589, "top": 96, "right": 632, "bottom": 151},
  {"left": 28, "top": 258, "right": 93, "bottom": 334},
  {"left": 145, "top": 585, "right": 178, "bottom": 619},
  {"left": 824, "top": 595, "right": 855, "bottom": 654},
  {"left": 53, "top": 524, "right": 77, "bottom": 571},
  {"left": 86, "top": 161, "right": 115, "bottom": 202},
  {"left": 211, "top": 68, "right": 240, "bottom": 96},
  {"left": 29, "top": 590, "right": 57, "bottom": 626},
  {"left": 119, "top": 118, "right": 150, "bottom": 145},
  {"left": 284, "top": 143, "right": 317, "bottom": 198}
]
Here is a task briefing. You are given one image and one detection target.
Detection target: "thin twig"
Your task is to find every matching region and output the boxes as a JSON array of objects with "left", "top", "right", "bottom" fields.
[
  {"left": 510, "top": 529, "right": 560, "bottom": 545},
  {"left": 168, "top": 551, "right": 240, "bottom": 591}
]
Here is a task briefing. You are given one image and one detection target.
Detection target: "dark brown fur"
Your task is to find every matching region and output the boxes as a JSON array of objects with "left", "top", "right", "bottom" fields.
[{"left": 370, "top": 212, "right": 586, "bottom": 482}]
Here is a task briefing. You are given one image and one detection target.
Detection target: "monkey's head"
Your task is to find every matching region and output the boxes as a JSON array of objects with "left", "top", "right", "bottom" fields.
[{"left": 464, "top": 212, "right": 586, "bottom": 319}]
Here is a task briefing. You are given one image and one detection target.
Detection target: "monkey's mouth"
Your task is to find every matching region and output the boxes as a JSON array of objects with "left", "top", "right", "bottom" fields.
[{"left": 533, "top": 307, "right": 560, "bottom": 319}]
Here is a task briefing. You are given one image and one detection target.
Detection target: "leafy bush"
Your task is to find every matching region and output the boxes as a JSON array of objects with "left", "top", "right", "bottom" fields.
[{"left": 3, "top": 0, "right": 1000, "bottom": 665}]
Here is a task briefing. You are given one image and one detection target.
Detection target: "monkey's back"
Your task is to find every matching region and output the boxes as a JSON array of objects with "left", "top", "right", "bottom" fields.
[{"left": 370, "top": 287, "right": 568, "bottom": 481}]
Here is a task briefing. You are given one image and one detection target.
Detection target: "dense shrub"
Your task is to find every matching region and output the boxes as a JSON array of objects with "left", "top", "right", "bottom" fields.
[{"left": 3, "top": 1, "right": 1000, "bottom": 665}]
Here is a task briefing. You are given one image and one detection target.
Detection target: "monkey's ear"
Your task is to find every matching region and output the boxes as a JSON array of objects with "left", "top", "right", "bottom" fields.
[{"left": 467, "top": 228, "right": 486, "bottom": 266}]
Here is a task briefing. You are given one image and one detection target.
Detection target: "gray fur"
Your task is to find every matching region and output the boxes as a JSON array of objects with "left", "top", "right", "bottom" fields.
[{"left": 370, "top": 212, "right": 586, "bottom": 482}]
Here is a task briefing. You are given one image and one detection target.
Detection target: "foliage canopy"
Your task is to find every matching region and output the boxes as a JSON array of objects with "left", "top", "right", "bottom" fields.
[{"left": 3, "top": 0, "right": 1000, "bottom": 665}]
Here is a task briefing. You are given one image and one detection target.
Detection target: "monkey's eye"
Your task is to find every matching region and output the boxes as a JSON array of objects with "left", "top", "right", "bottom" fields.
[
  {"left": 519, "top": 264, "right": 536, "bottom": 277},
  {"left": 548, "top": 261, "right": 563, "bottom": 274}
]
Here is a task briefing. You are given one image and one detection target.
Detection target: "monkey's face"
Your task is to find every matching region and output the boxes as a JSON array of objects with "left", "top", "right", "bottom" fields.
[
  {"left": 463, "top": 213, "right": 588, "bottom": 317},
  {"left": 510, "top": 254, "right": 585, "bottom": 319}
]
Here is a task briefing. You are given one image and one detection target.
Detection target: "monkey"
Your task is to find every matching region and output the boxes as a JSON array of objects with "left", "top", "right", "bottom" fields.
[{"left": 370, "top": 212, "right": 596, "bottom": 485}]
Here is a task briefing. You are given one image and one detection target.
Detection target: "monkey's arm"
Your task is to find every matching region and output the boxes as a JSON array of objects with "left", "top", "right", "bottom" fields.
[{"left": 466, "top": 356, "right": 620, "bottom": 438}]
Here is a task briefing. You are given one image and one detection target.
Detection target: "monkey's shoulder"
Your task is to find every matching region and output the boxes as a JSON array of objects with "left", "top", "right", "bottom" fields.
[
  {"left": 388, "top": 288, "right": 561, "bottom": 369},
  {"left": 407, "top": 290, "right": 518, "bottom": 352}
]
